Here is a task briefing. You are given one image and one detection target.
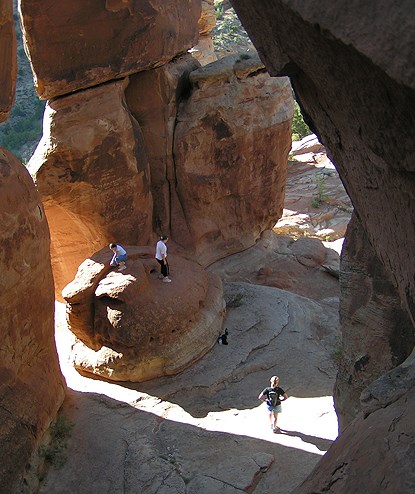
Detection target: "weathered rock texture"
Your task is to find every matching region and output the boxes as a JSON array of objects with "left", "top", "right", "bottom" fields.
[
  {"left": 125, "top": 54, "right": 200, "bottom": 236},
  {"left": 19, "top": 0, "right": 201, "bottom": 100},
  {"left": 230, "top": 0, "right": 415, "bottom": 491},
  {"left": 335, "top": 213, "right": 415, "bottom": 431},
  {"left": 210, "top": 229, "right": 340, "bottom": 303},
  {"left": 63, "top": 246, "right": 225, "bottom": 382},
  {"left": 173, "top": 54, "right": 293, "bottom": 265},
  {"left": 28, "top": 79, "right": 153, "bottom": 296},
  {"left": 0, "top": 0, "right": 16, "bottom": 122},
  {"left": 0, "top": 148, "right": 66, "bottom": 493},
  {"left": 191, "top": 0, "right": 217, "bottom": 65}
]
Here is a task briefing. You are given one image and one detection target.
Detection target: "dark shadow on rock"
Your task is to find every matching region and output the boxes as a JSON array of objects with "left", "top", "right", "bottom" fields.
[
  {"left": 38, "top": 388, "right": 323, "bottom": 494},
  {"left": 279, "top": 428, "right": 333, "bottom": 452}
]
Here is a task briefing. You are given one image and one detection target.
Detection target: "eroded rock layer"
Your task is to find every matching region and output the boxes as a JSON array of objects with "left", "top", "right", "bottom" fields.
[
  {"left": 173, "top": 54, "right": 293, "bottom": 265},
  {"left": 0, "top": 148, "right": 65, "bottom": 492},
  {"left": 63, "top": 246, "right": 225, "bottom": 382},
  {"left": 28, "top": 79, "right": 153, "bottom": 296},
  {"left": 19, "top": 0, "right": 201, "bottom": 99},
  {"left": 335, "top": 213, "right": 414, "bottom": 431},
  {"left": 0, "top": 0, "right": 16, "bottom": 122}
]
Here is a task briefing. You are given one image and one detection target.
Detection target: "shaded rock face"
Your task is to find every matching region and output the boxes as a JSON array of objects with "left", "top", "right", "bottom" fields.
[
  {"left": 0, "top": 148, "right": 66, "bottom": 492},
  {"left": 173, "top": 54, "right": 293, "bottom": 265},
  {"left": 62, "top": 246, "right": 225, "bottom": 382},
  {"left": 28, "top": 79, "right": 153, "bottom": 296},
  {"left": 230, "top": 0, "right": 415, "bottom": 491},
  {"left": 19, "top": 0, "right": 202, "bottom": 100},
  {"left": 0, "top": 0, "right": 16, "bottom": 122},
  {"left": 335, "top": 213, "right": 415, "bottom": 431},
  {"left": 125, "top": 54, "right": 200, "bottom": 236}
]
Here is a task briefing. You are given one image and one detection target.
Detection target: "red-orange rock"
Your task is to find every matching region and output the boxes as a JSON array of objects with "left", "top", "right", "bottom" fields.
[
  {"left": 0, "top": 148, "right": 65, "bottom": 491},
  {"left": 19, "top": 0, "right": 201, "bottom": 99},
  {"left": 0, "top": 0, "right": 16, "bottom": 122},
  {"left": 28, "top": 79, "right": 153, "bottom": 298},
  {"left": 125, "top": 55, "right": 200, "bottom": 236},
  {"left": 173, "top": 54, "right": 294, "bottom": 265},
  {"left": 63, "top": 246, "right": 225, "bottom": 382}
]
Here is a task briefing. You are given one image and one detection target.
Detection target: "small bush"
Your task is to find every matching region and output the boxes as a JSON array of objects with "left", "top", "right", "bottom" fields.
[
  {"left": 292, "top": 101, "right": 311, "bottom": 141},
  {"left": 311, "top": 174, "right": 328, "bottom": 208},
  {"left": 38, "top": 415, "right": 74, "bottom": 469},
  {"left": 227, "top": 293, "right": 244, "bottom": 308}
]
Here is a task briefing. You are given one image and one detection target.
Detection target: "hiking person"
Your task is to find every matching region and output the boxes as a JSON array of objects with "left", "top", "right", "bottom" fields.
[
  {"left": 258, "top": 375, "right": 288, "bottom": 433},
  {"left": 109, "top": 243, "right": 127, "bottom": 271},
  {"left": 155, "top": 235, "right": 172, "bottom": 283}
]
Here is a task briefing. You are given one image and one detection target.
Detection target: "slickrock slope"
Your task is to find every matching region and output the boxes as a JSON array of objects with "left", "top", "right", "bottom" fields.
[
  {"left": 19, "top": 0, "right": 201, "bottom": 100},
  {"left": 28, "top": 79, "right": 153, "bottom": 296},
  {"left": 0, "top": 148, "right": 65, "bottom": 493},
  {"left": 0, "top": 0, "right": 16, "bottom": 122},
  {"left": 63, "top": 246, "right": 225, "bottom": 382},
  {"left": 230, "top": 0, "right": 415, "bottom": 491},
  {"left": 173, "top": 54, "right": 293, "bottom": 265},
  {"left": 40, "top": 282, "right": 340, "bottom": 494}
]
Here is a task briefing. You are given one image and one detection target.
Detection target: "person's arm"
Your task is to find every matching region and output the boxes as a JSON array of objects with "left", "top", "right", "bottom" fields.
[
  {"left": 281, "top": 392, "right": 289, "bottom": 401},
  {"left": 110, "top": 251, "right": 116, "bottom": 265},
  {"left": 258, "top": 390, "right": 267, "bottom": 401}
]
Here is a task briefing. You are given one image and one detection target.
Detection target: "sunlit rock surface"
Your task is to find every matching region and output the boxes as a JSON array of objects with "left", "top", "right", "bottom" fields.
[{"left": 63, "top": 246, "right": 225, "bottom": 382}]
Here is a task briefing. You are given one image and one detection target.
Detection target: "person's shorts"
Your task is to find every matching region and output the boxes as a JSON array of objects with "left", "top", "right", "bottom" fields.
[
  {"left": 267, "top": 404, "right": 282, "bottom": 414},
  {"left": 116, "top": 254, "right": 127, "bottom": 263}
]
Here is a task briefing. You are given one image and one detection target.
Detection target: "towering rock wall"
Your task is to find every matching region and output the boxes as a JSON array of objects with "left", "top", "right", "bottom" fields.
[
  {"left": 0, "top": 148, "right": 66, "bottom": 493},
  {"left": 230, "top": 0, "right": 415, "bottom": 491}
]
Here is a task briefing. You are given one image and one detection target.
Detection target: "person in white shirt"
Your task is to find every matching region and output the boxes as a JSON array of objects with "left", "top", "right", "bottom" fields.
[
  {"left": 109, "top": 243, "right": 127, "bottom": 271},
  {"left": 155, "top": 236, "right": 171, "bottom": 283}
]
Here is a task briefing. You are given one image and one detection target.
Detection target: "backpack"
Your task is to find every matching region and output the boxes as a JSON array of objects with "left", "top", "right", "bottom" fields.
[{"left": 267, "top": 388, "right": 280, "bottom": 407}]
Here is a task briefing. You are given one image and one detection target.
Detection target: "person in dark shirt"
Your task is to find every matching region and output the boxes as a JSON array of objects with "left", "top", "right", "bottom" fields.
[{"left": 258, "top": 375, "right": 288, "bottom": 433}]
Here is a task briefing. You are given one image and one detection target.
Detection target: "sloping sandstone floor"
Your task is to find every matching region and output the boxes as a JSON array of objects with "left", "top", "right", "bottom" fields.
[{"left": 41, "top": 279, "right": 340, "bottom": 494}]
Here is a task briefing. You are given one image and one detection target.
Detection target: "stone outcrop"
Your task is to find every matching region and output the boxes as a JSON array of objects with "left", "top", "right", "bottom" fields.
[
  {"left": 210, "top": 229, "right": 340, "bottom": 302},
  {"left": 19, "top": 0, "right": 201, "bottom": 100},
  {"left": 0, "top": 148, "right": 66, "bottom": 492},
  {"left": 191, "top": 0, "right": 217, "bottom": 65},
  {"left": 334, "top": 213, "right": 414, "bottom": 431},
  {"left": 230, "top": 0, "right": 415, "bottom": 490},
  {"left": 0, "top": 0, "right": 16, "bottom": 122},
  {"left": 62, "top": 246, "right": 225, "bottom": 382},
  {"left": 28, "top": 79, "right": 153, "bottom": 296},
  {"left": 173, "top": 54, "right": 293, "bottom": 265},
  {"left": 125, "top": 54, "right": 200, "bottom": 236}
]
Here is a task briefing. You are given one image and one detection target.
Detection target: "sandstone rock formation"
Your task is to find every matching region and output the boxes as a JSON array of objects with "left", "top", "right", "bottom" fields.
[
  {"left": 274, "top": 134, "right": 353, "bottom": 241},
  {"left": 0, "top": 147, "right": 66, "bottom": 493},
  {"left": 19, "top": 0, "right": 202, "bottom": 100},
  {"left": 230, "top": 0, "right": 415, "bottom": 490},
  {"left": 190, "top": 0, "right": 217, "bottom": 65},
  {"left": 28, "top": 79, "right": 153, "bottom": 296},
  {"left": 173, "top": 54, "right": 293, "bottom": 265},
  {"left": 0, "top": 0, "right": 16, "bottom": 122},
  {"left": 334, "top": 213, "right": 414, "bottom": 431},
  {"left": 125, "top": 54, "right": 200, "bottom": 237},
  {"left": 63, "top": 246, "right": 225, "bottom": 382},
  {"left": 210, "top": 229, "right": 340, "bottom": 303}
]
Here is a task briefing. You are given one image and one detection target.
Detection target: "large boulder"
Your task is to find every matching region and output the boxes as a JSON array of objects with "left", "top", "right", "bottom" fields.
[
  {"left": 0, "top": 148, "right": 66, "bottom": 492},
  {"left": 173, "top": 53, "right": 294, "bottom": 265},
  {"left": 63, "top": 246, "right": 225, "bottom": 382},
  {"left": 19, "top": 0, "right": 202, "bottom": 99},
  {"left": 0, "top": 0, "right": 16, "bottom": 122},
  {"left": 28, "top": 79, "right": 153, "bottom": 297}
]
